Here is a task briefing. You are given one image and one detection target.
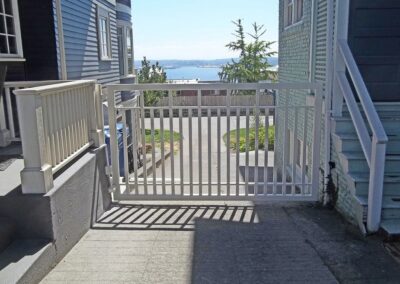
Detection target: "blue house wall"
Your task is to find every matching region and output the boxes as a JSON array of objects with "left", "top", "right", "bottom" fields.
[{"left": 58, "top": 0, "right": 121, "bottom": 85}]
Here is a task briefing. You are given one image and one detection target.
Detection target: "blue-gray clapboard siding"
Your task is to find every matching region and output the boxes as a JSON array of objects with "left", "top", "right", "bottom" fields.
[
  {"left": 349, "top": 0, "right": 400, "bottom": 102},
  {"left": 59, "top": 0, "right": 121, "bottom": 85}
]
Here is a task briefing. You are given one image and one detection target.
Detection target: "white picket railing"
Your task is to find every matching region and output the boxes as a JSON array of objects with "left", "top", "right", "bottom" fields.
[
  {"left": 333, "top": 0, "right": 388, "bottom": 232},
  {"left": 0, "top": 80, "right": 70, "bottom": 146},
  {"left": 14, "top": 80, "right": 104, "bottom": 194},
  {"left": 107, "top": 82, "right": 323, "bottom": 201}
]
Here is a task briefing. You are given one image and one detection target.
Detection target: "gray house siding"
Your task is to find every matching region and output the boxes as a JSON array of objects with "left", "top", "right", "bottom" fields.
[
  {"left": 348, "top": 0, "right": 400, "bottom": 102},
  {"left": 58, "top": 0, "right": 121, "bottom": 85},
  {"left": 276, "top": 0, "right": 317, "bottom": 190}
]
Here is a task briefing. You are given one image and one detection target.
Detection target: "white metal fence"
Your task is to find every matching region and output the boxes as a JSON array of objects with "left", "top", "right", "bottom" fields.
[
  {"left": 107, "top": 83, "right": 323, "bottom": 201},
  {"left": 14, "top": 80, "right": 104, "bottom": 194}
]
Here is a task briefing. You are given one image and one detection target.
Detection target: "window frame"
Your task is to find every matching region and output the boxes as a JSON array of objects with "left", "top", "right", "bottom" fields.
[
  {"left": 0, "top": 0, "right": 23, "bottom": 61},
  {"left": 126, "top": 27, "right": 133, "bottom": 75},
  {"left": 97, "top": 6, "right": 112, "bottom": 61},
  {"left": 284, "top": 0, "right": 304, "bottom": 29},
  {"left": 117, "top": 23, "right": 134, "bottom": 77}
]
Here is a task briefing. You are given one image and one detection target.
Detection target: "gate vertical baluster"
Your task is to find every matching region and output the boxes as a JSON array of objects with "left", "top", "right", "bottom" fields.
[
  {"left": 150, "top": 108, "right": 156, "bottom": 195},
  {"left": 245, "top": 108, "right": 250, "bottom": 196},
  {"left": 197, "top": 90, "right": 202, "bottom": 196},
  {"left": 264, "top": 107, "right": 270, "bottom": 196},
  {"left": 131, "top": 107, "right": 139, "bottom": 195},
  {"left": 291, "top": 108, "right": 299, "bottom": 195},
  {"left": 140, "top": 91, "right": 148, "bottom": 196},
  {"left": 217, "top": 108, "right": 221, "bottom": 196},
  {"left": 282, "top": 91, "right": 289, "bottom": 196},
  {"left": 302, "top": 107, "right": 309, "bottom": 195},
  {"left": 189, "top": 108, "right": 193, "bottom": 196},
  {"left": 121, "top": 111, "right": 130, "bottom": 194},
  {"left": 236, "top": 108, "right": 240, "bottom": 196},
  {"left": 207, "top": 108, "right": 212, "bottom": 196},
  {"left": 179, "top": 108, "right": 184, "bottom": 195},
  {"left": 226, "top": 89, "right": 231, "bottom": 196},
  {"left": 254, "top": 89, "right": 260, "bottom": 196},
  {"left": 168, "top": 90, "right": 175, "bottom": 196},
  {"left": 160, "top": 109, "right": 166, "bottom": 196}
]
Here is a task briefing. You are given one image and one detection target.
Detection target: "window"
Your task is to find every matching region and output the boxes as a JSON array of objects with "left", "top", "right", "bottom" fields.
[
  {"left": 285, "top": 0, "right": 294, "bottom": 27},
  {"left": 117, "top": 27, "right": 125, "bottom": 74},
  {"left": 284, "top": 0, "right": 304, "bottom": 28},
  {"left": 296, "top": 0, "right": 304, "bottom": 20},
  {"left": 97, "top": 7, "right": 111, "bottom": 60},
  {"left": 0, "top": 0, "right": 22, "bottom": 58},
  {"left": 117, "top": 25, "right": 134, "bottom": 77},
  {"left": 126, "top": 28, "right": 133, "bottom": 74}
]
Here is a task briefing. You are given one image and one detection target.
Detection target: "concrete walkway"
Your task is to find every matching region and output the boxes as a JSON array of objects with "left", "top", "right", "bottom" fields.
[{"left": 41, "top": 202, "right": 400, "bottom": 283}]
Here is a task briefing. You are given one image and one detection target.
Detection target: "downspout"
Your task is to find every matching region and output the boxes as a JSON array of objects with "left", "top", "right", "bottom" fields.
[
  {"left": 323, "top": 0, "right": 335, "bottom": 206},
  {"left": 55, "top": 0, "right": 67, "bottom": 80}
]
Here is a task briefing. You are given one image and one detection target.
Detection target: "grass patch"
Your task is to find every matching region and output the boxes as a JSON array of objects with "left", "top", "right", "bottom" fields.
[
  {"left": 223, "top": 126, "right": 275, "bottom": 152},
  {"left": 145, "top": 129, "right": 181, "bottom": 153}
]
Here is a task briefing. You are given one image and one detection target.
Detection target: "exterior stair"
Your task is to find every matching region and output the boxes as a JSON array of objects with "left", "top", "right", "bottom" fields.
[{"left": 332, "top": 103, "right": 400, "bottom": 236}]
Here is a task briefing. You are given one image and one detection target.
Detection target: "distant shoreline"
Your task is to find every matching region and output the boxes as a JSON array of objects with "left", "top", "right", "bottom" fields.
[{"left": 135, "top": 57, "right": 278, "bottom": 70}]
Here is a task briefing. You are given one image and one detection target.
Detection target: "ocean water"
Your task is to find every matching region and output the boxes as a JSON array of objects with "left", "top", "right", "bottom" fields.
[{"left": 166, "top": 66, "right": 222, "bottom": 81}]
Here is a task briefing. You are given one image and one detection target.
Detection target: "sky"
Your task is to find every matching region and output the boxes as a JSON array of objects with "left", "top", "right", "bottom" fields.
[{"left": 132, "top": 0, "right": 278, "bottom": 60}]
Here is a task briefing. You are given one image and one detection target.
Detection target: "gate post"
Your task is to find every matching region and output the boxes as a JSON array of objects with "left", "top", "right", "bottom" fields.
[
  {"left": 106, "top": 86, "right": 121, "bottom": 194},
  {"left": 311, "top": 85, "right": 323, "bottom": 200}
]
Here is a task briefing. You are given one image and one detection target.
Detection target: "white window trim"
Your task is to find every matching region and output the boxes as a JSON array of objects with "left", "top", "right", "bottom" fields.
[
  {"left": 284, "top": 0, "right": 304, "bottom": 29},
  {"left": 117, "top": 23, "right": 134, "bottom": 77},
  {"left": 0, "top": 0, "right": 24, "bottom": 61},
  {"left": 97, "top": 6, "right": 112, "bottom": 61}
]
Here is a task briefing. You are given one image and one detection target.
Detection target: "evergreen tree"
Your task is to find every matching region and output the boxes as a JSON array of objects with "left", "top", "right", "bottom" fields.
[
  {"left": 137, "top": 57, "right": 167, "bottom": 106},
  {"left": 219, "top": 20, "right": 277, "bottom": 84}
]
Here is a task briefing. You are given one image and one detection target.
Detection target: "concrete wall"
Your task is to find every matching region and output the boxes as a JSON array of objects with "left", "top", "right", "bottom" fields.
[{"left": 0, "top": 145, "right": 111, "bottom": 282}]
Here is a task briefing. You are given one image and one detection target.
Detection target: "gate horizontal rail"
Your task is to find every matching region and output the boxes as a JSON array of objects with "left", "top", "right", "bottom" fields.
[{"left": 107, "top": 83, "right": 323, "bottom": 201}]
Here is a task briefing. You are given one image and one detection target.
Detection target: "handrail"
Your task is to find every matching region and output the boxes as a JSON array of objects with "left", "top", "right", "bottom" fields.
[
  {"left": 338, "top": 40, "right": 388, "bottom": 144},
  {"left": 336, "top": 72, "right": 372, "bottom": 165},
  {"left": 14, "top": 80, "right": 104, "bottom": 194},
  {"left": 4, "top": 80, "right": 71, "bottom": 88},
  {"left": 335, "top": 40, "right": 388, "bottom": 233}
]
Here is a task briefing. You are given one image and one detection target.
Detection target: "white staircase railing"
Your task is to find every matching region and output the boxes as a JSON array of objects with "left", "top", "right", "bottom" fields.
[
  {"left": 0, "top": 80, "right": 70, "bottom": 146},
  {"left": 14, "top": 80, "right": 104, "bottom": 194},
  {"left": 333, "top": 0, "right": 388, "bottom": 233}
]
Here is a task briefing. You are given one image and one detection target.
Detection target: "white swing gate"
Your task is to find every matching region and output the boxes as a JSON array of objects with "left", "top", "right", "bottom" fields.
[{"left": 107, "top": 83, "right": 323, "bottom": 201}]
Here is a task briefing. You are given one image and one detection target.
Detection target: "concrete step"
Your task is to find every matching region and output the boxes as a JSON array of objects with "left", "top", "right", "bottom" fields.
[
  {"left": 339, "top": 151, "right": 400, "bottom": 173},
  {"left": 332, "top": 116, "right": 400, "bottom": 136},
  {"left": 381, "top": 220, "right": 400, "bottom": 236},
  {"left": 356, "top": 195, "right": 400, "bottom": 219},
  {"left": 0, "top": 239, "right": 54, "bottom": 284},
  {"left": 347, "top": 172, "right": 400, "bottom": 196},
  {"left": 342, "top": 103, "right": 400, "bottom": 118},
  {"left": 332, "top": 133, "right": 400, "bottom": 155},
  {"left": 0, "top": 217, "right": 15, "bottom": 254}
]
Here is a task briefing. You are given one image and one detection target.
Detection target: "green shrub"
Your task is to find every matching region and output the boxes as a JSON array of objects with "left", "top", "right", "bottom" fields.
[{"left": 223, "top": 126, "right": 275, "bottom": 153}]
